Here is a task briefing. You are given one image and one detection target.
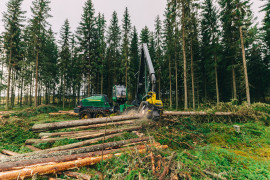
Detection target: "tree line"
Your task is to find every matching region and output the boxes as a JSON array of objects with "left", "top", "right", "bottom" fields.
[{"left": 0, "top": 0, "right": 269, "bottom": 110}]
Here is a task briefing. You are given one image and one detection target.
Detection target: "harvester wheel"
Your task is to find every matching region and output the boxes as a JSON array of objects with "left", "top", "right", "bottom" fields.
[
  {"left": 94, "top": 112, "right": 105, "bottom": 118},
  {"left": 79, "top": 110, "right": 92, "bottom": 119}
]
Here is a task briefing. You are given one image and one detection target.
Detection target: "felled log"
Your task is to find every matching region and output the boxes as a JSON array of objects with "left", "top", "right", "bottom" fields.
[
  {"left": 0, "top": 143, "right": 160, "bottom": 172},
  {"left": 1, "top": 137, "right": 151, "bottom": 163},
  {"left": 163, "top": 111, "right": 238, "bottom": 116},
  {"left": 0, "top": 145, "right": 168, "bottom": 180},
  {"left": 39, "top": 129, "right": 97, "bottom": 138},
  {"left": 26, "top": 145, "right": 41, "bottom": 151},
  {"left": 49, "top": 112, "right": 78, "bottom": 116},
  {"left": 0, "top": 154, "right": 8, "bottom": 159},
  {"left": 49, "top": 113, "right": 63, "bottom": 115},
  {"left": 43, "top": 133, "right": 124, "bottom": 151},
  {"left": 1, "top": 150, "right": 20, "bottom": 156},
  {"left": 64, "top": 171, "right": 91, "bottom": 180},
  {"left": 26, "top": 126, "right": 142, "bottom": 144},
  {"left": 67, "top": 120, "right": 136, "bottom": 131},
  {"left": 32, "top": 114, "right": 143, "bottom": 132}
]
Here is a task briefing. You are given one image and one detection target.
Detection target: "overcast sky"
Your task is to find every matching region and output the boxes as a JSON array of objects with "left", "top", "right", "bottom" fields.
[{"left": 0, "top": 0, "right": 267, "bottom": 40}]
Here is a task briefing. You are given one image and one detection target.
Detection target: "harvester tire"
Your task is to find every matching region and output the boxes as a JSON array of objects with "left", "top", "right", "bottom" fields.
[
  {"left": 79, "top": 110, "right": 92, "bottom": 119},
  {"left": 94, "top": 112, "right": 105, "bottom": 118}
]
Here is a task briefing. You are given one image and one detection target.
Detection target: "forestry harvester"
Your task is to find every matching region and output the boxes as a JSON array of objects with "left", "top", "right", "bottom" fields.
[{"left": 74, "top": 43, "right": 163, "bottom": 120}]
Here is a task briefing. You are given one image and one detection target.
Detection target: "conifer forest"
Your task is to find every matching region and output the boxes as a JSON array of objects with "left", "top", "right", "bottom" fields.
[{"left": 0, "top": 0, "right": 270, "bottom": 179}]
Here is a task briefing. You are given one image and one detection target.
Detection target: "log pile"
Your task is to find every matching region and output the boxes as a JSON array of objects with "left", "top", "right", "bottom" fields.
[{"left": 0, "top": 114, "right": 166, "bottom": 179}]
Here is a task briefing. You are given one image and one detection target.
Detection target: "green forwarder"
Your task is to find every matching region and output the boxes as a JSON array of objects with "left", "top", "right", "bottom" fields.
[{"left": 74, "top": 85, "right": 135, "bottom": 119}]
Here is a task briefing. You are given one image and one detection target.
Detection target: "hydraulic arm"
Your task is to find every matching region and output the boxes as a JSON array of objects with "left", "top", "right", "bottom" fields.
[{"left": 133, "top": 43, "right": 163, "bottom": 120}]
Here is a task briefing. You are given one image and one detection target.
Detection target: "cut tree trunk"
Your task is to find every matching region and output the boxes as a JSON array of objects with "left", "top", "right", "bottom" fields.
[
  {"left": 1, "top": 150, "right": 20, "bottom": 156},
  {"left": 27, "top": 126, "right": 141, "bottom": 144},
  {"left": 67, "top": 120, "right": 136, "bottom": 130},
  {"left": 32, "top": 114, "right": 142, "bottom": 132},
  {"left": 39, "top": 129, "right": 97, "bottom": 138},
  {"left": 1, "top": 137, "right": 151, "bottom": 163},
  {"left": 0, "top": 145, "right": 168, "bottom": 180},
  {"left": 163, "top": 111, "right": 238, "bottom": 116},
  {"left": 38, "top": 120, "right": 138, "bottom": 137},
  {"left": 0, "top": 154, "right": 8, "bottom": 159},
  {"left": 40, "top": 133, "right": 124, "bottom": 152},
  {"left": 0, "top": 144, "right": 160, "bottom": 172}
]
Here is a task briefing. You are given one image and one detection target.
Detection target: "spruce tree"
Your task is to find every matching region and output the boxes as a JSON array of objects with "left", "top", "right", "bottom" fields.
[
  {"left": 29, "top": 0, "right": 52, "bottom": 107},
  {"left": 164, "top": 2, "right": 175, "bottom": 109},
  {"left": 38, "top": 27, "right": 58, "bottom": 104},
  {"left": 59, "top": 19, "right": 71, "bottom": 108},
  {"left": 107, "top": 11, "right": 121, "bottom": 88},
  {"left": 2, "top": 0, "right": 25, "bottom": 110},
  {"left": 76, "top": 0, "right": 97, "bottom": 96},
  {"left": 262, "top": 0, "right": 270, "bottom": 61},
  {"left": 154, "top": 15, "right": 163, "bottom": 100},
  {"left": 247, "top": 27, "right": 269, "bottom": 102},
  {"left": 129, "top": 26, "right": 139, "bottom": 99},
  {"left": 201, "top": 0, "right": 220, "bottom": 103},
  {"left": 140, "top": 26, "right": 150, "bottom": 44},
  {"left": 233, "top": 0, "right": 252, "bottom": 105},
  {"left": 177, "top": 0, "right": 191, "bottom": 109},
  {"left": 121, "top": 7, "right": 132, "bottom": 88},
  {"left": 96, "top": 13, "right": 106, "bottom": 94},
  {"left": 219, "top": 0, "right": 240, "bottom": 101}
]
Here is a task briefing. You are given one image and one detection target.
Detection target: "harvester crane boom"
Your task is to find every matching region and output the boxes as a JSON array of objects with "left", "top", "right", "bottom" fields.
[
  {"left": 135, "top": 43, "right": 157, "bottom": 103},
  {"left": 132, "top": 43, "right": 163, "bottom": 121}
]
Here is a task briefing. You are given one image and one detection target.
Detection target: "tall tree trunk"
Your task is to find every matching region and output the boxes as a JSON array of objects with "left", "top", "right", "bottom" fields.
[
  {"left": 101, "top": 72, "right": 103, "bottom": 95},
  {"left": 182, "top": 5, "right": 188, "bottom": 110},
  {"left": 0, "top": 61, "right": 3, "bottom": 104},
  {"left": 53, "top": 86, "right": 55, "bottom": 104},
  {"left": 125, "top": 55, "right": 128, "bottom": 88},
  {"left": 190, "top": 41, "right": 195, "bottom": 110},
  {"left": 239, "top": 26, "right": 251, "bottom": 106},
  {"left": 232, "top": 66, "right": 237, "bottom": 100},
  {"left": 5, "top": 50, "right": 12, "bottom": 110},
  {"left": 169, "top": 55, "right": 172, "bottom": 108},
  {"left": 88, "top": 73, "right": 90, "bottom": 96},
  {"left": 77, "top": 85, "right": 81, "bottom": 105},
  {"left": 175, "top": 41, "right": 178, "bottom": 110},
  {"left": 197, "top": 83, "right": 200, "bottom": 108},
  {"left": 214, "top": 53, "right": 220, "bottom": 104},
  {"left": 63, "top": 77, "right": 65, "bottom": 109},
  {"left": 20, "top": 76, "right": 23, "bottom": 106},
  {"left": 34, "top": 52, "right": 39, "bottom": 107},
  {"left": 158, "top": 69, "right": 161, "bottom": 99},
  {"left": 11, "top": 69, "right": 15, "bottom": 108},
  {"left": 30, "top": 72, "right": 32, "bottom": 106}
]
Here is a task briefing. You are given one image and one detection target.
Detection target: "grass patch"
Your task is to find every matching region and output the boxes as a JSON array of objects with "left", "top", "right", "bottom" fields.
[{"left": 10, "top": 105, "right": 59, "bottom": 118}]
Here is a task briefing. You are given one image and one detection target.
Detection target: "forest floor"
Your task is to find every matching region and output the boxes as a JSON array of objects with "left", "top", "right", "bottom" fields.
[{"left": 0, "top": 102, "right": 270, "bottom": 179}]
